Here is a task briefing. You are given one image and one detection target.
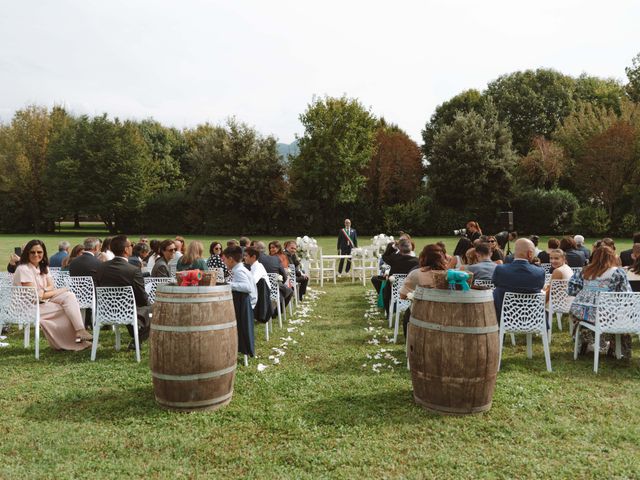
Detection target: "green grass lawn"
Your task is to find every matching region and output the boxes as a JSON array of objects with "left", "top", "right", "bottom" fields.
[{"left": 2, "top": 275, "right": 640, "bottom": 478}]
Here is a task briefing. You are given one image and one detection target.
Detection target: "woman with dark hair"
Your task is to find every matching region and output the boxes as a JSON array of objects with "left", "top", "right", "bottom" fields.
[
  {"left": 151, "top": 240, "right": 176, "bottom": 278},
  {"left": 560, "top": 236, "right": 587, "bottom": 268},
  {"left": 12, "top": 240, "right": 92, "bottom": 350},
  {"left": 538, "top": 238, "right": 560, "bottom": 264},
  {"left": 269, "top": 240, "right": 289, "bottom": 269},
  {"left": 206, "top": 241, "right": 229, "bottom": 280},
  {"left": 569, "top": 246, "right": 632, "bottom": 357},
  {"left": 146, "top": 239, "right": 161, "bottom": 269},
  {"left": 451, "top": 237, "right": 473, "bottom": 269},
  {"left": 398, "top": 244, "right": 447, "bottom": 337},
  {"left": 97, "top": 236, "right": 114, "bottom": 262},
  {"left": 486, "top": 235, "right": 505, "bottom": 264},
  {"left": 625, "top": 244, "right": 640, "bottom": 292},
  {"left": 61, "top": 244, "right": 84, "bottom": 271}
]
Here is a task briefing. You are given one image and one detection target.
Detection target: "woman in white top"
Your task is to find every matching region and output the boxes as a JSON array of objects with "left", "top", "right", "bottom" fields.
[{"left": 544, "top": 248, "right": 572, "bottom": 301}]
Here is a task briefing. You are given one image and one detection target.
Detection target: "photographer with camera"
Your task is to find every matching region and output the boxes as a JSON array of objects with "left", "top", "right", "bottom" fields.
[{"left": 454, "top": 221, "right": 482, "bottom": 243}]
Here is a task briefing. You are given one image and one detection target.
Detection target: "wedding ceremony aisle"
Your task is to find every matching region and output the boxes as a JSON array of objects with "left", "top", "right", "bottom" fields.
[{"left": 2, "top": 280, "right": 640, "bottom": 478}]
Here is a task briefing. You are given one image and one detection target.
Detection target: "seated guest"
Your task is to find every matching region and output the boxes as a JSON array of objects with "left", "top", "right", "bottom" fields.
[
  {"left": 177, "top": 240, "right": 207, "bottom": 271},
  {"left": 601, "top": 238, "right": 622, "bottom": 266},
  {"left": 537, "top": 238, "right": 560, "bottom": 264},
  {"left": 569, "top": 246, "right": 632, "bottom": 358},
  {"left": 227, "top": 239, "right": 239, "bottom": 248},
  {"left": 574, "top": 235, "right": 591, "bottom": 263},
  {"left": 13, "top": 239, "right": 92, "bottom": 350},
  {"left": 243, "top": 246, "right": 272, "bottom": 323},
  {"left": 96, "top": 235, "right": 151, "bottom": 350},
  {"left": 487, "top": 236, "right": 504, "bottom": 264},
  {"left": 625, "top": 244, "right": 640, "bottom": 292},
  {"left": 560, "top": 236, "right": 587, "bottom": 268},
  {"left": 167, "top": 236, "right": 184, "bottom": 273},
  {"left": 399, "top": 244, "right": 447, "bottom": 337},
  {"left": 61, "top": 244, "right": 84, "bottom": 271},
  {"left": 206, "top": 241, "right": 230, "bottom": 280},
  {"left": 255, "top": 241, "right": 293, "bottom": 308},
  {"left": 97, "top": 237, "right": 114, "bottom": 262},
  {"left": 530, "top": 235, "right": 541, "bottom": 256},
  {"left": 381, "top": 239, "right": 419, "bottom": 316},
  {"left": 243, "top": 246, "right": 269, "bottom": 285},
  {"left": 128, "top": 243, "right": 150, "bottom": 269},
  {"left": 146, "top": 240, "right": 160, "bottom": 270},
  {"left": 223, "top": 246, "right": 257, "bottom": 309},
  {"left": 451, "top": 237, "right": 473, "bottom": 269},
  {"left": 49, "top": 241, "right": 71, "bottom": 268},
  {"left": 465, "top": 248, "right": 478, "bottom": 265},
  {"left": 269, "top": 240, "right": 289, "bottom": 269},
  {"left": 151, "top": 240, "right": 176, "bottom": 278},
  {"left": 464, "top": 243, "right": 496, "bottom": 281},
  {"left": 436, "top": 241, "right": 452, "bottom": 266},
  {"left": 284, "top": 240, "right": 309, "bottom": 301},
  {"left": 492, "top": 238, "right": 545, "bottom": 321},
  {"left": 620, "top": 232, "right": 640, "bottom": 267},
  {"left": 543, "top": 249, "right": 573, "bottom": 301},
  {"left": 69, "top": 237, "right": 102, "bottom": 281},
  {"left": 239, "top": 236, "right": 251, "bottom": 253}
]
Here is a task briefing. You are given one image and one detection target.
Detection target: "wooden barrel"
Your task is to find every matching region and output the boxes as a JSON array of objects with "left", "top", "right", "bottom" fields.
[
  {"left": 408, "top": 287, "right": 499, "bottom": 415},
  {"left": 150, "top": 285, "right": 237, "bottom": 412}
]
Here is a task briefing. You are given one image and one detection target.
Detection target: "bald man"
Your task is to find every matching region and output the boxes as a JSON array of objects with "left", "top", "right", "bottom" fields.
[{"left": 491, "top": 238, "right": 545, "bottom": 321}]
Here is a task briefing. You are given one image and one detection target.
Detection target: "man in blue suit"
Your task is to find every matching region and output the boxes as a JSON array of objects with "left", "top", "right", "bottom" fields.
[{"left": 492, "top": 238, "right": 545, "bottom": 322}]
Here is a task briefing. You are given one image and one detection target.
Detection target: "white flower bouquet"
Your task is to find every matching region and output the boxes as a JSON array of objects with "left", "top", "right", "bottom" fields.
[
  {"left": 371, "top": 234, "right": 394, "bottom": 256},
  {"left": 296, "top": 235, "right": 318, "bottom": 260}
]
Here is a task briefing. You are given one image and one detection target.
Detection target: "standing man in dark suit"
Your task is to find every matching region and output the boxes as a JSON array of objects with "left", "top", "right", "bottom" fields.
[
  {"left": 492, "top": 238, "right": 545, "bottom": 321},
  {"left": 337, "top": 218, "right": 357, "bottom": 274},
  {"left": 96, "top": 235, "right": 151, "bottom": 350}
]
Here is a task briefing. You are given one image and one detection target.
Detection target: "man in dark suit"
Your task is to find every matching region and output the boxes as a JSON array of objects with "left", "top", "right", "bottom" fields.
[
  {"left": 96, "top": 235, "right": 151, "bottom": 350},
  {"left": 69, "top": 237, "right": 102, "bottom": 280},
  {"left": 492, "top": 238, "right": 545, "bottom": 322},
  {"left": 380, "top": 239, "right": 419, "bottom": 316},
  {"left": 255, "top": 241, "right": 293, "bottom": 308},
  {"left": 620, "top": 232, "right": 640, "bottom": 267},
  {"left": 337, "top": 218, "right": 357, "bottom": 274}
]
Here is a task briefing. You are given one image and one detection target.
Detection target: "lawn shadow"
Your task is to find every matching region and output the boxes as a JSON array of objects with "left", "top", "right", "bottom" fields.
[
  {"left": 22, "top": 385, "right": 160, "bottom": 423},
  {"left": 302, "top": 389, "right": 444, "bottom": 427}
]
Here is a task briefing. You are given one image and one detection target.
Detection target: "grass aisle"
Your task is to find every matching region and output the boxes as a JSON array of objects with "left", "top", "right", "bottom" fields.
[{"left": 2, "top": 280, "right": 640, "bottom": 478}]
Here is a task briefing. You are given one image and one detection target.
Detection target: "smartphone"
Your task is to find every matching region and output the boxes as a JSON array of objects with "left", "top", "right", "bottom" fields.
[{"left": 14, "top": 247, "right": 22, "bottom": 256}]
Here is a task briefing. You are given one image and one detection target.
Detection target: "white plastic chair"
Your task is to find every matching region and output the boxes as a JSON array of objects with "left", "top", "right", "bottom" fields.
[
  {"left": 473, "top": 279, "right": 494, "bottom": 288},
  {"left": 321, "top": 254, "right": 337, "bottom": 285},
  {"left": 0, "top": 272, "right": 14, "bottom": 286},
  {"left": 288, "top": 265, "right": 298, "bottom": 308},
  {"left": 499, "top": 292, "right": 551, "bottom": 372},
  {"left": 548, "top": 279, "right": 574, "bottom": 333},
  {"left": 571, "top": 267, "right": 583, "bottom": 276},
  {"left": 144, "top": 277, "right": 172, "bottom": 305},
  {"left": 0, "top": 286, "right": 41, "bottom": 359},
  {"left": 387, "top": 274, "right": 408, "bottom": 329},
  {"left": 67, "top": 276, "right": 96, "bottom": 328},
  {"left": 267, "top": 273, "right": 283, "bottom": 328},
  {"left": 92, "top": 286, "right": 140, "bottom": 362},
  {"left": 392, "top": 276, "right": 411, "bottom": 343},
  {"left": 307, "top": 247, "right": 322, "bottom": 285},
  {"left": 573, "top": 292, "right": 640, "bottom": 373},
  {"left": 51, "top": 270, "right": 70, "bottom": 289},
  {"left": 207, "top": 268, "right": 225, "bottom": 284},
  {"left": 544, "top": 273, "right": 552, "bottom": 286},
  {"left": 540, "top": 263, "right": 552, "bottom": 274}
]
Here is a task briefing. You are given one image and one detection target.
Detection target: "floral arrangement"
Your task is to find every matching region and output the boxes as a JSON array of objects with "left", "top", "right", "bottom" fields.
[
  {"left": 296, "top": 235, "right": 318, "bottom": 260},
  {"left": 371, "top": 234, "right": 394, "bottom": 256},
  {"left": 350, "top": 247, "right": 365, "bottom": 258}
]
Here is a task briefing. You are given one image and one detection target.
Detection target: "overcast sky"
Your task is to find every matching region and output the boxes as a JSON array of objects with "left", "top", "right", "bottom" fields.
[{"left": 1, "top": 0, "right": 638, "bottom": 143}]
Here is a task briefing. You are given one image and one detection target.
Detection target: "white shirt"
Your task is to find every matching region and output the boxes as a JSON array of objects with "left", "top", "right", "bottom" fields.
[
  {"left": 168, "top": 251, "right": 182, "bottom": 272},
  {"left": 250, "top": 261, "right": 269, "bottom": 286},
  {"left": 230, "top": 262, "right": 257, "bottom": 309}
]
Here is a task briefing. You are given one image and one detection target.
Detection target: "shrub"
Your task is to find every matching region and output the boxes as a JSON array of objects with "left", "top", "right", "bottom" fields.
[
  {"left": 512, "top": 188, "right": 579, "bottom": 234},
  {"left": 572, "top": 206, "right": 611, "bottom": 236}
]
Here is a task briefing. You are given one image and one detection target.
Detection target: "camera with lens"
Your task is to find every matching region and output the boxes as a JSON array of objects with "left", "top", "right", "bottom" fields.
[{"left": 453, "top": 228, "right": 467, "bottom": 236}]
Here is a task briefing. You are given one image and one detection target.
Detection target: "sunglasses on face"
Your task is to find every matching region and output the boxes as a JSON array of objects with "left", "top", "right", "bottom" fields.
[
  {"left": 166, "top": 248, "right": 176, "bottom": 252},
  {"left": 489, "top": 240, "right": 496, "bottom": 243},
  {"left": 30, "top": 250, "right": 44, "bottom": 255}
]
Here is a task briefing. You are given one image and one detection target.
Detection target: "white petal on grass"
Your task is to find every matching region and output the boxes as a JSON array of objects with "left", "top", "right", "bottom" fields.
[{"left": 257, "top": 363, "right": 268, "bottom": 372}]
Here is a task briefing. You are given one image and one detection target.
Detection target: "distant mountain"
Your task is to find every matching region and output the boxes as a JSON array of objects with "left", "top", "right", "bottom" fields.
[{"left": 276, "top": 140, "right": 299, "bottom": 162}]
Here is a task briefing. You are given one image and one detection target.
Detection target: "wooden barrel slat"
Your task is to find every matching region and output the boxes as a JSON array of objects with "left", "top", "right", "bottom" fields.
[
  {"left": 409, "top": 288, "right": 499, "bottom": 415},
  {"left": 150, "top": 285, "right": 237, "bottom": 412}
]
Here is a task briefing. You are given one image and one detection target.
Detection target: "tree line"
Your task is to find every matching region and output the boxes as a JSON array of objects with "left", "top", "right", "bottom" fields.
[{"left": 2, "top": 53, "right": 640, "bottom": 236}]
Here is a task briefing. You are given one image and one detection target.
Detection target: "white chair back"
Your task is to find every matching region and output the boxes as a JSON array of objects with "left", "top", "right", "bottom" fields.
[
  {"left": 0, "top": 272, "right": 13, "bottom": 286},
  {"left": 267, "top": 273, "right": 283, "bottom": 328},
  {"left": 0, "top": 286, "right": 41, "bottom": 359},
  {"left": 95, "top": 286, "right": 137, "bottom": 326},
  {"left": 549, "top": 279, "right": 573, "bottom": 314},
  {"left": 388, "top": 273, "right": 408, "bottom": 329},
  {"left": 51, "top": 270, "right": 70, "bottom": 289},
  {"left": 595, "top": 292, "right": 640, "bottom": 334},
  {"left": 144, "top": 277, "right": 172, "bottom": 304},
  {"left": 206, "top": 268, "right": 225, "bottom": 284},
  {"left": 473, "top": 279, "right": 494, "bottom": 288},
  {"left": 540, "top": 263, "right": 552, "bottom": 274},
  {"left": 67, "top": 276, "right": 95, "bottom": 312},
  {"left": 571, "top": 267, "right": 583, "bottom": 276}
]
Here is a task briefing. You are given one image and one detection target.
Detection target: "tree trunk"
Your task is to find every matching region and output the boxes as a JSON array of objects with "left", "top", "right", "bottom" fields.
[{"left": 74, "top": 212, "right": 80, "bottom": 228}]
